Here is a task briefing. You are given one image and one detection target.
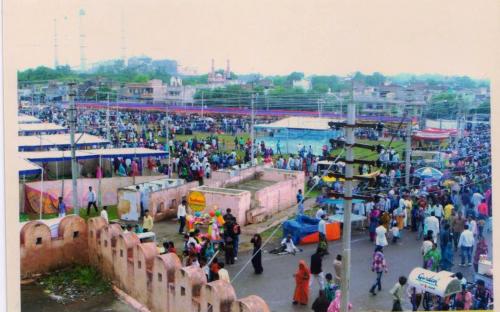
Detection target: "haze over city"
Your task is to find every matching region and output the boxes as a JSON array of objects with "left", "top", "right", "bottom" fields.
[{"left": 12, "top": 0, "right": 499, "bottom": 78}]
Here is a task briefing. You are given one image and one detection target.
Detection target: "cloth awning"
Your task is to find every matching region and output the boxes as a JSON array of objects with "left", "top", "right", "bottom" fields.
[
  {"left": 18, "top": 114, "right": 41, "bottom": 124},
  {"left": 20, "top": 147, "right": 168, "bottom": 163},
  {"left": 19, "top": 123, "right": 68, "bottom": 135},
  {"left": 412, "top": 131, "right": 450, "bottom": 140},
  {"left": 408, "top": 268, "right": 462, "bottom": 297},
  {"left": 17, "top": 133, "right": 110, "bottom": 151},
  {"left": 19, "top": 158, "right": 42, "bottom": 176}
]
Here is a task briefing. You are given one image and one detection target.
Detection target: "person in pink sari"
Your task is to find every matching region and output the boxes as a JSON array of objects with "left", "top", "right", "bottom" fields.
[
  {"left": 327, "top": 290, "right": 352, "bottom": 312},
  {"left": 131, "top": 160, "right": 139, "bottom": 177},
  {"left": 95, "top": 165, "right": 103, "bottom": 179}
]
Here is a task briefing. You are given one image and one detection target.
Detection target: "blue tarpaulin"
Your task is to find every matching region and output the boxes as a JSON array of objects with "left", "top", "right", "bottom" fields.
[{"left": 282, "top": 214, "right": 321, "bottom": 245}]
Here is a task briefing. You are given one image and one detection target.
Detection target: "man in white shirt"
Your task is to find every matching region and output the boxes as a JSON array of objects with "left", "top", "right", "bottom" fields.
[
  {"left": 177, "top": 199, "right": 187, "bottom": 234},
  {"left": 375, "top": 222, "right": 388, "bottom": 247},
  {"left": 281, "top": 235, "right": 300, "bottom": 255},
  {"left": 318, "top": 215, "right": 328, "bottom": 241},
  {"left": 86, "top": 186, "right": 98, "bottom": 216},
  {"left": 458, "top": 224, "right": 475, "bottom": 266},
  {"left": 424, "top": 212, "right": 440, "bottom": 244},
  {"left": 316, "top": 207, "right": 326, "bottom": 220},
  {"left": 100, "top": 206, "right": 109, "bottom": 223}
]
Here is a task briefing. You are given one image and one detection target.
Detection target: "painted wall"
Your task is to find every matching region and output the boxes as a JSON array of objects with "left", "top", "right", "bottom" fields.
[
  {"left": 20, "top": 215, "right": 88, "bottom": 276},
  {"left": 23, "top": 176, "right": 167, "bottom": 214},
  {"left": 19, "top": 216, "right": 270, "bottom": 312},
  {"left": 117, "top": 180, "right": 199, "bottom": 221},
  {"left": 191, "top": 188, "right": 252, "bottom": 225}
]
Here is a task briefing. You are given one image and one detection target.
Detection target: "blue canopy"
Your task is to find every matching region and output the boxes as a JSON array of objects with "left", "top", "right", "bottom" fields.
[{"left": 414, "top": 167, "right": 443, "bottom": 179}]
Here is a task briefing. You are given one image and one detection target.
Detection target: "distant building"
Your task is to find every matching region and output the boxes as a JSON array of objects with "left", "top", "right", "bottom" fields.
[
  {"left": 207, "top": 59, "right": 240, "bottom": 87},
  {"left": 122, "top": 79, "right": 166, "bottom": 102},
  {"left": 355, "top": 85, "right": 426, "bottom": 117},
  {"left": 165, "top": 77, "right": 196, "bottom": 105}
]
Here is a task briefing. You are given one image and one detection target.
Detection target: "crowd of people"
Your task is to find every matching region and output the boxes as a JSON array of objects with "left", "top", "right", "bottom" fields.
[{"left": 25, "top": 106, "right": 493, "bottom": 311}]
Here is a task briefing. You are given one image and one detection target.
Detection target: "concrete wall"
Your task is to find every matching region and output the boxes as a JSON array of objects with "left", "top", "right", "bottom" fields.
[
  {"left": 20, "top": 215, "right": 88, "bottom": 276},
  {"left": 196, "top": 167, "right": 305, "bottom": 225},
  {"left": 193, "top": 188, "right": 252, "bottom": 225},
  {"left": 206, "top": 166, "right": 261, "bottom": 189},
  {"left": 20, "top": 216, "right": 270, "bottom": 312},
  {"left": 148, "top": 181, "right": 199, "bottom": 220},
  {"left": 246, "top": 169, "right": 304, "bottom": 223}
]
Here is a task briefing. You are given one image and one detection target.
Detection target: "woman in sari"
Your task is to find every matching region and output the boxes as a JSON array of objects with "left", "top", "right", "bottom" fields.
[
  {"left": 250, "top": 234, "right": 263, "bottom": 274},
  {"left": 423, "top": 243, "right": 441, "bottom": 272},
  {"left": 293, "top": 260, "right": 310, "bottom": 305},
  {"left": 473, "top": 236, "right": 488, "bottom": 272},
  {"left": 369, "top": 207, "right": 381, "bottom": 242},
  {"left": 327, "top": 290, "right": 352, "bottom": 312}
]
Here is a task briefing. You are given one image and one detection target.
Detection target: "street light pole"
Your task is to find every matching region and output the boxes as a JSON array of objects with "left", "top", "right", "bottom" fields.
[
  {"left": 201, "top": 91, "right": 204, "bottom": 118},
  {"left": 340, "top": 79, "right": 355, "bottom": 312},
  {"left": 68, "top": 82, "right": 79, "bottom": 215},
  {"left": 106, "top": 92, "right": 110, "bottom": 142},
  {"left": 250, "top": 94, "right": 255, "bottom": 166},
  {"left": 165, "top": 103, "right": 171, "bottom": 177},
  {"left": 405, "top": 116, "right": 412, "bottom": 187}
]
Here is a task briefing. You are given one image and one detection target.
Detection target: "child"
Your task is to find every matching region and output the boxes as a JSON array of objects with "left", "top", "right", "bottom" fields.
[
  {"left": 391, "top": 218, "right": 401, "bottom": 244},
  {"left": 209, "top": 257, "right": 220, "bottom": 282},
  {"left": 168, "top": 241, "right": 176, "bottom": 254},
  {"left": 324, "top": 273, "right": 337, "bottom": 302}
]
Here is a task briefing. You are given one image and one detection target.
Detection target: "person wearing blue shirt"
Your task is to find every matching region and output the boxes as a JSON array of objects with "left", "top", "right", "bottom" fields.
[
  {"left": 296, "top": 189, "right": 303, "bottom": 204},
  {"left": 58, "top": 197, "right": 66, "bottom": 218}
]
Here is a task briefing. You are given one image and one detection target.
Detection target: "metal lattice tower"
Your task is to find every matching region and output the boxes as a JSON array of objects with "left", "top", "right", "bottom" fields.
[
  {"left": 53, "top": 18, "right": 59, "bottom": 68},
  {"left": 121, "top": 9, "right": 127, "bottom": 65},
  {"left": 79, "top": 9, "right": 87, "bottom": 72}
]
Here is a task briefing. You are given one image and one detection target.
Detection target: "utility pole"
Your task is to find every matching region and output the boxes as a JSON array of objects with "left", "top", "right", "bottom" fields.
[
  {"left": 340, "top": 80, "right": 354, "bottom": 312},
  {"left": 201, "top": 91, "right": 204, "bottom": 118},
  {"left": 250, "top": 94, "right": 255, "bottom": 166},
  {"left": 68, "top": 82, "right": 79, "bottom": 215},
  {"left": 106, "top": 92, "right": 111, "bottom": 142},
  {"left": 165, "top": 103, "right": 171, "bottom": 176},
  {"left": 405, "top": 117, "right": 412, "bottom": 187},
  {"left": 317, "top": 98, "right": 321, "bottom": 118}
]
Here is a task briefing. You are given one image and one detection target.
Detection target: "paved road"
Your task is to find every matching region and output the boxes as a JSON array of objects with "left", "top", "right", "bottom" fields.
[{"left": 226, "top": 228, "right": 489, "bottom": 312}]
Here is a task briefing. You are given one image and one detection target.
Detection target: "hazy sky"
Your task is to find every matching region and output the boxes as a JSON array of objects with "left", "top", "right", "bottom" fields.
[{"left": 9, "top": 0, "right": 499, "bottom": 78}]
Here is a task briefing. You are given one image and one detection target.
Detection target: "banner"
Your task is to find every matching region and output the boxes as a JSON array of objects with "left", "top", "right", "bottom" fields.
[
  {"left": 24, "top": 184, "right": 61, "bottom": 214},
  {"left": 188, "top": 191, "right": 206, "bottom": 212}
]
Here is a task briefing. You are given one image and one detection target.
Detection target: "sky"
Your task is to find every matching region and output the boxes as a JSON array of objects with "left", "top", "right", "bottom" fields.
[{"left": 8, "top": 0, "right": 500, "bottom": 78}]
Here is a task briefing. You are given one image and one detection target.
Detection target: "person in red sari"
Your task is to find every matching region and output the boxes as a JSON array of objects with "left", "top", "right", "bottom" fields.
[{"left": 293, "top": 260, "right": 311, "bottom": 305}]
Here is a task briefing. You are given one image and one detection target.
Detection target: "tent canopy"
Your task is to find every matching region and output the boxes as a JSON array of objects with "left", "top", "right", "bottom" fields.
[
  {"left": 408, "top": 268, "right": 461, "bottom": 297},
  {"left": 412, "top": 131, "right": 450, "bottom": 140},
  {"left": 18, "top": 133, "right": 109, "bottom": 151},
  {"left": 20, "top": 147, "right": 168, "bottom": 163},
  {"left": 19, "top": 123, "right": 68, "bottom": 135},
  {"left": 414, "top": 167, "right": 443, "bottom": 179},
  {"left": 18, "top": 114, "right": 41, "bottom": 124},
  {"left": 19, "top": 158, "right": 42, "bottom": 176}
]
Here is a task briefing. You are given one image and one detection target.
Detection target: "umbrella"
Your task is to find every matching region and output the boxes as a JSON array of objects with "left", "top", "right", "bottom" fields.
[
  {"left": 322, "top": 176, "right": 345, "bottom": 183},
  {"left": 414, "top": 167, "right": 443, "bottom": 179},
  {"left": 322, "top": 176, "right": 336, "bottom": 182},
  {"left": 442, "top": 179, "right": 456, "bottom": 187}
]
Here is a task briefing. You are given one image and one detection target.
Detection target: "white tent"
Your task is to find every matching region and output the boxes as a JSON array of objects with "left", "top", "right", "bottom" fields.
[
  {"left": 20, "top": 147, "right": 168, "bottom": 162},
  {"left": 18, "top": 114, "right": 41, "bottom": 124},
  {"left": 18, "top": 133, "right": 109, "bottom": 151},
  {"left": 19, "top": 123, "right": 68, "bottom": 135}
]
